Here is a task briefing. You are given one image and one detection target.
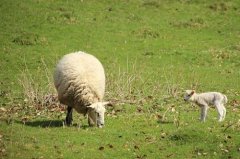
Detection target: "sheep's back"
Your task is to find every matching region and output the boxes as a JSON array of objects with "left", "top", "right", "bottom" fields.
[{"left": 54, "top": 51, "right": 105, "bottom": 106}]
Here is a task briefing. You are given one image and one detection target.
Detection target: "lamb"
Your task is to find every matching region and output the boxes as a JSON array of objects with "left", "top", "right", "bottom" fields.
[
  {"left": 54, "top": 51, "right": 109, "bottom": 128},
  {"left": 184, "top": 90, "right": 227, "bottom": 122}
]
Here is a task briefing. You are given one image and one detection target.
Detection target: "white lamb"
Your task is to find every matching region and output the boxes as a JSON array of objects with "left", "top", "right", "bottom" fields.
[
  {"left": 184, "top": 90, "right": 227, "bottom": 122},
  {"left": 54, "top": 51, "right": 109, "bottom": 128}
]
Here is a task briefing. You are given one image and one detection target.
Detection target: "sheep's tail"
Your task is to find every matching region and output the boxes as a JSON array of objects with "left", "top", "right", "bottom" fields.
[{"left": 223, "top": 95, "right": 228, "bottom": 104}]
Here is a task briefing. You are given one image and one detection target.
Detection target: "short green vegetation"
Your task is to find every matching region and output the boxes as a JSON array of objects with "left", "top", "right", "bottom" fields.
[{"left": 0, "top": 0, "right": 240, "bottom": 158}]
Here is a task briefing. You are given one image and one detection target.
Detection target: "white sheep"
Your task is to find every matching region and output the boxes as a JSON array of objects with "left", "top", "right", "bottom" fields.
[
  {"left": 54, "top": 51, "right": 109, "bottom": 128},
  {"left": 184, "top": 90, "right": 227, "bottom": 122}
]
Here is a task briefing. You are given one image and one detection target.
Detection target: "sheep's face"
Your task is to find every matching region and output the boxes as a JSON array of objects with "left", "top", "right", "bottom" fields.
[
  {"left": 88, "top": 102, "right": 108, "bottom": 128},
  {"left": 184, "top": 90, "right": 195, "bottom": 101}
]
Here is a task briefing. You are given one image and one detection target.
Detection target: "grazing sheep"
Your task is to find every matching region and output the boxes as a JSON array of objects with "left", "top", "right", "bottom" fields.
[
  {"left": 184, "top": 90, "right": 227, "bottom": 122},
  {"left": 54, "top": 51, "right": 109, "bottom": 128}
]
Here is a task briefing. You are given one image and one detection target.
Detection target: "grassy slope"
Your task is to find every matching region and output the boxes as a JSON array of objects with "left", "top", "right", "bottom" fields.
[{"left": 0, "top": 0, "right": 240, "bottom": 158}]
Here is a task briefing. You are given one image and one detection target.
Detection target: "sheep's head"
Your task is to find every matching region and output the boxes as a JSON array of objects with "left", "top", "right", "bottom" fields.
[
  {"left": 184, "top": 90, "right": 195, "bottom": 101},
  {"left": 87, "top": 102, "right": 109, "bottom": 128}
]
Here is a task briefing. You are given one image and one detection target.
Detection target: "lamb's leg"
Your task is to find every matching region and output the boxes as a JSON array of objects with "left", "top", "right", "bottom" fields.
[
  {"left": 200, "top": 105, "right": 208, "bottom": 122},
  {"left": 222, "top": 105, "right": 226, "bottom": 121},
  {"left": 221, "top": 104, "right": 227, "bottom": 121},
  {"left": 215, "top": 103, "right": 224, "bottom": 122},
  {"left": 65, "top": 106, "right": 73, "bottom": 126}
]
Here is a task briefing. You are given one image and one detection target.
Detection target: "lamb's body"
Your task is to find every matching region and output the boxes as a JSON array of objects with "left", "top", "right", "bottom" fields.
[
  {"left": 193, "top": 92, "right": 227, "bottom": 107},
  {"left": 54, "top": 51, "right": 107, "bottom": 127},
  {"left": 184, "top": 90, "right": 227, "bottom": 122}
]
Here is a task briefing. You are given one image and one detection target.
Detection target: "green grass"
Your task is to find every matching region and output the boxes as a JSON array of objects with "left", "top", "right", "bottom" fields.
[{"left": 0, "top": 0, "right": 240, "bottom": 158}]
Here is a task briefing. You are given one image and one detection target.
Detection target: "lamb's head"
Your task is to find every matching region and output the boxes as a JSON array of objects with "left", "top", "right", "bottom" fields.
[
  {"left": 87, "top": 102, "right": 109, "bottom": 128},
  {"left": 184, "top": 90, "right": 195, "bottom": 101}
]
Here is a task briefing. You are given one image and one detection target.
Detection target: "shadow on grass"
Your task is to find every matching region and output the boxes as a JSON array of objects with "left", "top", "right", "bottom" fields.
[
  {"left": 157, "top": 120, "right": 174, "bottom": 124},
  {"left": 24, "top": 120, "right": 64, "bottom": 128},
  {"left": 11, "top": 120, "right": 64, "bottom": 128},
  {"left": 15, "top": 120, "right": 90, "bottom": 129}
]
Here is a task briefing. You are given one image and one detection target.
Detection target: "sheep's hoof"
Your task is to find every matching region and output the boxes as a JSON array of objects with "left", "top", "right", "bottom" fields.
[
  {"left": 98, "top": 125, "right": 104, "bottom": 128},
  {"left": 65, "top": 122, "right": 71, "bottom": 126}
]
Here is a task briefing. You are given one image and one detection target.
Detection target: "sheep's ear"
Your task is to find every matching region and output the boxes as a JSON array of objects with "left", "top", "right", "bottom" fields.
[
  {"left": 190, "top": 90, "right": 195, "bottom": 95},
  {"left": 102, "top": 101, "right": 112, "bottom": 106}
]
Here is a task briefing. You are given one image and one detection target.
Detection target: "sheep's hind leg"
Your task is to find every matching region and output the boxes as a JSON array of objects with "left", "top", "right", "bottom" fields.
[{"left": 65, "top": 106, "right": 73, "bottom": 126}]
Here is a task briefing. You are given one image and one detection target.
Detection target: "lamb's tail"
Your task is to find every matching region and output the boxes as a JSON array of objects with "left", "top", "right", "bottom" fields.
[{"left": 223, "top": 95, "right": 228, "bottom": 104}]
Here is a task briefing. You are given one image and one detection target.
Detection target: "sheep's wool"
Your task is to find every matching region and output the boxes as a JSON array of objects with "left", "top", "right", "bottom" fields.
[{"left": 54, "top": 51, "right": 105, "bottom": 114}]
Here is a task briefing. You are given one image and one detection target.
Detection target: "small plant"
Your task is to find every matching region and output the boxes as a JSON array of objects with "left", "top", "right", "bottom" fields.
[
  {"left": 142, "top": 1, "right": 161, "bottom": 8},
  {"left": 132, "top": 27, "right": 159, "bottom": 39},
  {"left": 19, "top": 58, "right": 64, "bottom": 117},
  {"left": 170, "top": 18, "right": 206, "bottom": 29},
  {"left": 106, "top": 58, "right": 145, "bottom": 105},
  {"left": 13, "top": 32, "right": 48, "bottom": 46},
  {"left": 105, "top": 57, "right": 163, "bottom": 106},
  {"left": 209, "top": 2, "right": 229, "bottom": 12},
  {"left": 47, "top": 7, "right": 78, "bottom": 24}
]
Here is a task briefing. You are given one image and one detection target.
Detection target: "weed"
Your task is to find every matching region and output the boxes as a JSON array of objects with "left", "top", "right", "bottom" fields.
[
  {"left": 132, "top": 27, "right": 159, "bottom": 39},
  {"left": 47, "top": 7, "right": 78, "bottom": 24},
  {"left": 19, "top": 58, "right": 55, "bottom": 106},
  {"left": 170, "top": 18, "right": 206, "bottom": 29},
  {"left": 0, "top": 133, "right": 7, "bottom": 158},
  {"left": 209, "top": 2, "right": 229, "bottom": 12},
  {"left": 142, "top": 1, "right": 161, "bottom": 8},
  {"left": 106, "top": 58, "right": 147, "bottom": 105},
  {"left": 18, "top": 57, "right": 65, "bottom": 123},
  {"left": 13, "top": 32, "right": 48, "bottom": 46},
  {"left": 231, "top": 43, "right": 240, "bottom": 51}
]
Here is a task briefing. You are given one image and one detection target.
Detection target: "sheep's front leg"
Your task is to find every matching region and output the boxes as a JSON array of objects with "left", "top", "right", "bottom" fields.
[
  {"left": 87, "top": 110, "right": 96, "bottom": 127},
  {"left": 200, "top": 105, "right": 208, "bottom": 122},
  {"left": 65, "top": 106, "right": 73, "bottom": 126}
]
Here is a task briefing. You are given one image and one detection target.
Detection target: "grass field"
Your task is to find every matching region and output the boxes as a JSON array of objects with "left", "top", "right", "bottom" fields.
[{"left": 0, "top": 0, "right": 240, "bottom": 158}]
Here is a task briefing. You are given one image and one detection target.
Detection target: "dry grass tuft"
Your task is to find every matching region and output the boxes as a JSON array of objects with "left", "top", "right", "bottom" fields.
[{"left": 19, "top": 58, "right": 64, "bottom": 114}]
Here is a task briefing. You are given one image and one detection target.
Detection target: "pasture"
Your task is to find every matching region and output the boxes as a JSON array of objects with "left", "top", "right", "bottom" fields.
[{"left": 0, "top": 0, "right": 240, "bottom": 158}]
